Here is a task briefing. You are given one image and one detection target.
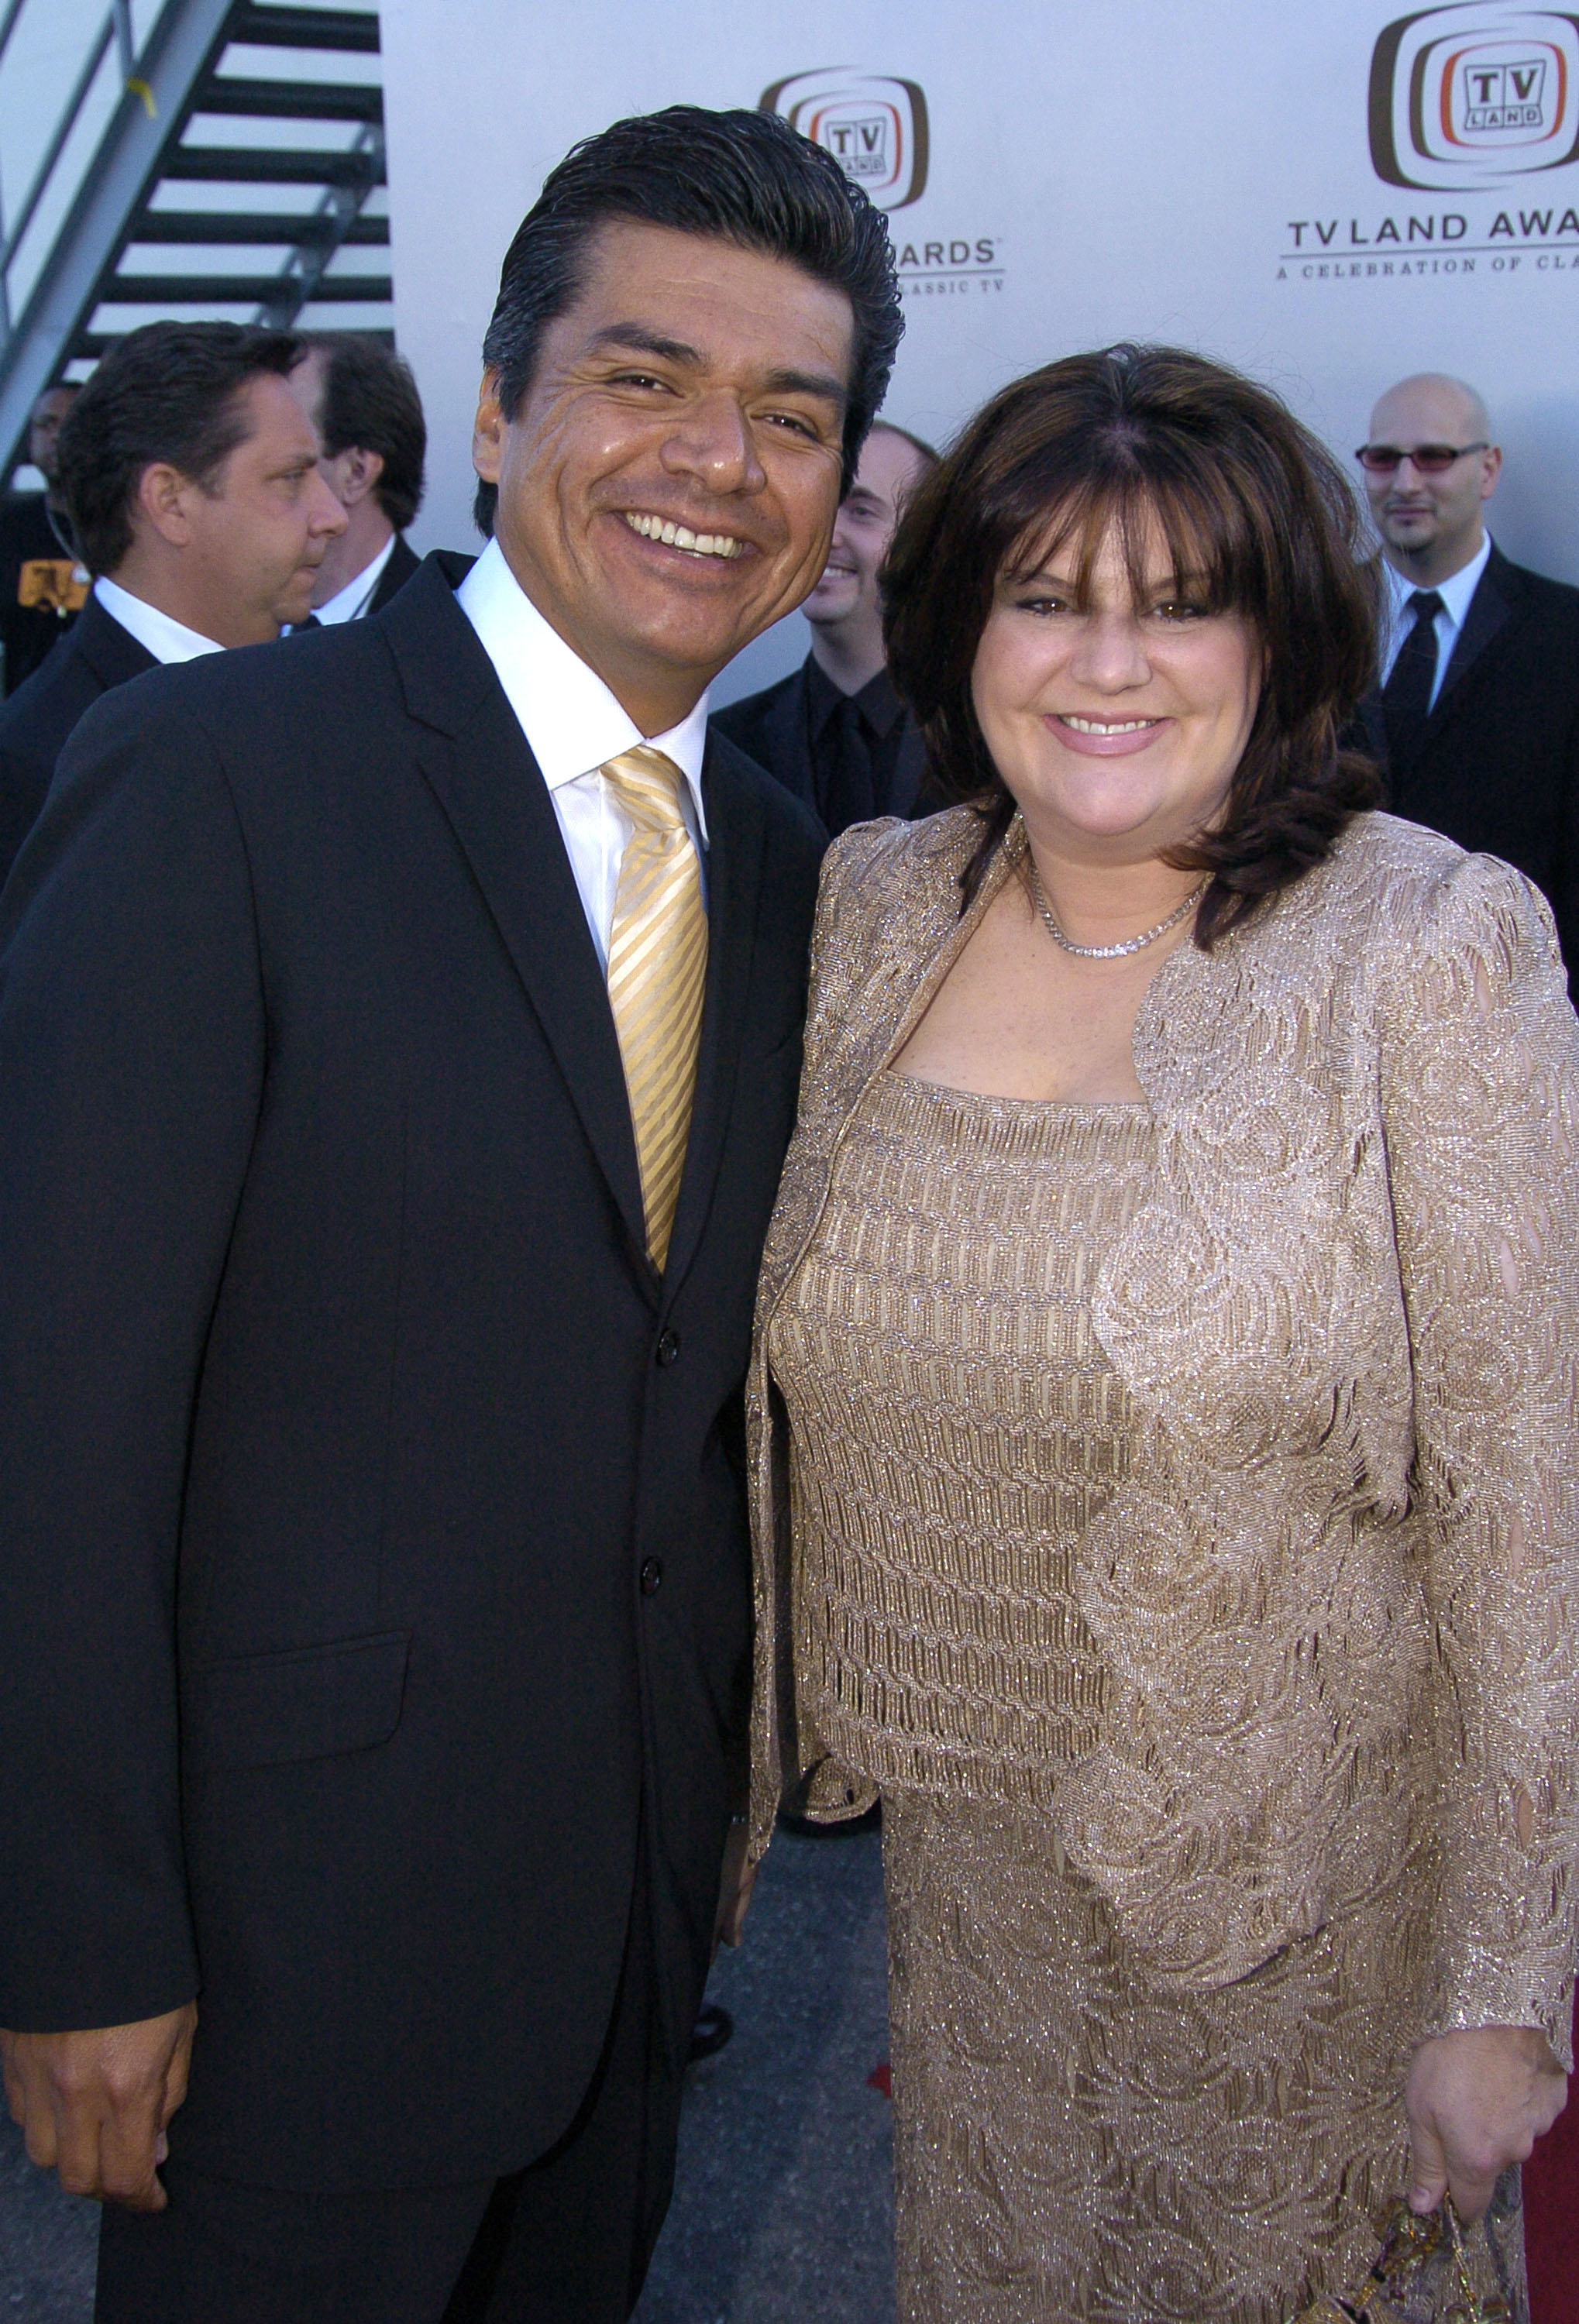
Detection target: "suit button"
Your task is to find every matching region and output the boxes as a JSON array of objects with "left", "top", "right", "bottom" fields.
[
  {"left": 655, "top": 1328, "right": 680, "bottom": 1368},
  {"left": 640, "top": 1557, "right": 663, "bottom": 1597}
]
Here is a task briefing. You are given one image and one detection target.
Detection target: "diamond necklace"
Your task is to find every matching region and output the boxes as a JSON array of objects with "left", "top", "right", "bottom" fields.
[{"left": 1027, "top": 861, "right": 1209, "bottom": 960}]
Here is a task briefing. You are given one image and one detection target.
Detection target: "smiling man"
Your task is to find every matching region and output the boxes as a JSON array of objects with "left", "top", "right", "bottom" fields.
[
  {"left": 714, "top": 418, "right": 937, "bottom": 833},
  {"left": 0, "top": 108, "right": 900, "bottom": 2324}
]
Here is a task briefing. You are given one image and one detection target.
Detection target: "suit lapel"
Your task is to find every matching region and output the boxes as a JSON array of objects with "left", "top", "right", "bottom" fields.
[
  {"left": 73, "top": 594, "right": 157, "bottom": 691},
  {"left": 368, "top": 534, "right": 421, "bottom": 615},
  {"left": 761, "top": 663, "right": 816, "bottom": 810},
  {"left": 1433, "top": 548, "right": 1515, "bottom": 713},
  {"left": 660, "top": 741, "right": 768, "bottom": 1298},
  {"left": 387, "top": 560, "right": 650, "bottom": 1274}
]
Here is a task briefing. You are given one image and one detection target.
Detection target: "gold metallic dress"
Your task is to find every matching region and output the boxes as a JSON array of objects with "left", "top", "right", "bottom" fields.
[{"left": 767, "top": 1067, "right": 1525, "bottom": 2324}]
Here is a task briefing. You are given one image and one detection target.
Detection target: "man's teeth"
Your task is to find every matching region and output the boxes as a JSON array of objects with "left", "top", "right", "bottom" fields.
[
  {"left": 624, "top": 512, "right": 743, "bottom": 558},
  {"left": 1061, "top": 716, "right": 1160, "bottom": 734}
]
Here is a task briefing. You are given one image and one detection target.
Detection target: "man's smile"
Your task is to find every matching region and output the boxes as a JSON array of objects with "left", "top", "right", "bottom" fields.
[{"left": 621, "top": 510, "right": 747, "bottom": 559}]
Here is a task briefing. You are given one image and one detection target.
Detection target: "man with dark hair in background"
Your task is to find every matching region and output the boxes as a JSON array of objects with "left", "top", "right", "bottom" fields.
[
  {"left": 0, "top": 382, "right": 84, "bottom": 697},
  {"left": 291, "top": 333, "right": 427, "bottom": 621},
  {"left": 0, "top": 105, "right": 899, "bottom": 2324},
  {"left": 0, "top": 321, "right": 345, "bottom": 887},
  {"left": 714, "top": 418, "right": 937, "bottom": 833}
]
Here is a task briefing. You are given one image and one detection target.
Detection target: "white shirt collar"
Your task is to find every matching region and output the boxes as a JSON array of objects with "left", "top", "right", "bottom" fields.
[
  {"left": 455, "top": 537, "right": 710, "bottom": 837},
  {"left": 1382, "top": 530, "right": 1492, "bottom": 632},
  {"left": 93, "top": 576, "right": 224, "bottom": 665},
  {"left": 314, "top": 531, "right": 398, "bottom": 625}
]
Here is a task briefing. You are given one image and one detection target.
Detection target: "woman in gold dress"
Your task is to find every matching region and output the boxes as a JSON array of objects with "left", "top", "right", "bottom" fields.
[{"left": 745, "top": 348, "right": 1578, "bottom": 2322}]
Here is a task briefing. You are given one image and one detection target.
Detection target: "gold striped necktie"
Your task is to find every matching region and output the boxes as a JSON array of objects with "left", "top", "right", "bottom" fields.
[{"left": 600, "top": 745, "right": 708, "bottom": 1272}]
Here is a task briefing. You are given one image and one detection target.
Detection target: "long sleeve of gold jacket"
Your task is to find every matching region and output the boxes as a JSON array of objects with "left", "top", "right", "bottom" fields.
[{"left": 747, "top": 808, "right": 1579, "bottom": 2068}]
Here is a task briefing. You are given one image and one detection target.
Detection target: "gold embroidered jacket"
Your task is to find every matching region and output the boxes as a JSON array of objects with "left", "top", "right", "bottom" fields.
[{"left": 748, "top": 806, "right": 1579, "bottom": 2059}]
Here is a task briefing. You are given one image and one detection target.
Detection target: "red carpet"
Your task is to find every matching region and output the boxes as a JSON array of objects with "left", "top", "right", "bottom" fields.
[{"left": 1525, "top": 1996, "right": 1579, "bottom": 2323}]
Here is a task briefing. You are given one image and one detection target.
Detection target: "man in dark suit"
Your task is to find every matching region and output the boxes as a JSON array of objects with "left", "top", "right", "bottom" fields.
[
  {"left": 0, "top": 323, "right": 346, "bottom": 887},
  {"left": 713, "top": 419, "right": 936, "bottom": 831},
  {"left": 290, "top": 333, "right": 427, "bottom": 621},
  {"left": 1354, "top": 371, "right": 1579, "bottom": 987},
  {"left": 0, "top": 383, "right": 85, "bottom": 697},
  {"left": 0, "top": 106, "right": 899, "bottom": 2324}
]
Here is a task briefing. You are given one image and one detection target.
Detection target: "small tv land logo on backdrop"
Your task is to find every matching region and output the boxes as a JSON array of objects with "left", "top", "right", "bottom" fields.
[
  {"left": 1369, "top": 4, "right": 1579, "bottom": 187},
  {"left": 759, "top": 70, "right": 930, "bottom": 208}
]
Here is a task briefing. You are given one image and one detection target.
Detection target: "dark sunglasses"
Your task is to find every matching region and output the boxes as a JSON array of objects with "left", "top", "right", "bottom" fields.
[{"left": 1355, "top": 441, "right": 1489, "bottom": 474}]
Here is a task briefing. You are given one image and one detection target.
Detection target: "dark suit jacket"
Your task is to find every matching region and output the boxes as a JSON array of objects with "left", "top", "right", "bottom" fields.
[
  {"left": 711, "top": 652, "right": 931, "bottom": 821},
  {"left": 0, "top": 590, "right": 153, "bottom": 887},
  {"left": 0, "top": 490, "right": 81, "bottom": 699},
  {"left": 1357, "top": 545, "right": 1579, "bottom": 988},
  {"left": 0, "top": 553, "right": 824, "bottom": 2192},
  {"left": 366, "top": 530, "right": 420, "bottom": 613}
]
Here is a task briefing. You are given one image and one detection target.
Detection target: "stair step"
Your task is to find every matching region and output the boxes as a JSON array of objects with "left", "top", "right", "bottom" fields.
[
  {"left": 161, "top": 146, "right": 386, "bottom": 186},
  {"left": 226, "top": 5, "right": 380, "bottom": 52},
  {"left": 130, "top": 211, "right": 389, "bottom": 246},
  {"left": 105, "top": 271, "right": 393, "bottom": 304},
  {"left": 196, "top": 77, "right": 383, "bottom": 122}
]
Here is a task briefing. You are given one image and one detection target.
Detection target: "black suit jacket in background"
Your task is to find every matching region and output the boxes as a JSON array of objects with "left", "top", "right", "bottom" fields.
[
  {"left": 1357, "top": 545, "right": 1579, "bottom": 992},
  {"left": 0, "top": 491, "right": 80, "bottom": 698},
  {"left": 711, "top": 651, "right": 932, "bottom": 827},
  {"left": 0, "top": 589, "right": 154, "bottom": 887},
  {"left": 366, "top": 530, "right": 421, "bottom": 613},
  {"left": 0, "top": 554, "right": 824, "bottom": 2192}
]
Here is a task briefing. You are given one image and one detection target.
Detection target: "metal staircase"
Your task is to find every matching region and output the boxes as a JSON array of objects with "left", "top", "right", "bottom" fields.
[{"left": 0, "top": 0, "right": 390, "bottom": 479}]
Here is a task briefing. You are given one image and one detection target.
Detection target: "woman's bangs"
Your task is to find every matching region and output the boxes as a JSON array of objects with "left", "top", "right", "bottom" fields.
[{"left": 999, "top": 458, "right": 1258, "bottom": 616}]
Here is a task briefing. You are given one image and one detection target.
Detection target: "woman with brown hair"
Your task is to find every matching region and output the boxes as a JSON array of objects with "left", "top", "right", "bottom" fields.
[{"left": 745, "top": 347, "right": 1579, "bottom": 2322}]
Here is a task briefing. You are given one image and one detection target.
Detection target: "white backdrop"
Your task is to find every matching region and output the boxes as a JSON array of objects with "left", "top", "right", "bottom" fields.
[{"left": 380, "top": 0, "right": 1579, "bottom": 702}]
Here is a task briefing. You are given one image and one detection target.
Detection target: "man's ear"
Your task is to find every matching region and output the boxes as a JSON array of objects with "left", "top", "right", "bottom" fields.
[
  {"left": 334, "top": 445, "right": 386, "bottom": 509},
  {"left": 133, "top": 461, "right": 196, "bottom": 549},
  {"left": 472, "top": 367, "right": 505, "bottom": 486}
]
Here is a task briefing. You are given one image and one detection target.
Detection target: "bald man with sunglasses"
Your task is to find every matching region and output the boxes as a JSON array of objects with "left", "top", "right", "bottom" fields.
[{"left": 1354, "top": 372, "right": 1579, "bottom": 997}]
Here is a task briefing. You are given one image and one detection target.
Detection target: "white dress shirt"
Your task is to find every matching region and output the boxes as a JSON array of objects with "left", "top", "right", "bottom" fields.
[
  {"left": 93, "top": 576, "right": 223, "bottom": 665},
  {"left": 456, "top": 536, "right": 710, "bottom": 964},
  {"left": 315, "top": 532, "right": 397, "bottom": 625},
  {"left": 1378, "top": 531, "right": 1491, "bottom": 710}
]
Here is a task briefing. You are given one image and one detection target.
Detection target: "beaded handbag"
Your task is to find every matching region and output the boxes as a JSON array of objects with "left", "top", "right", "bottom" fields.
[{"left": 1292, "top": 2177, "right": 1526, "bottom": 2324}]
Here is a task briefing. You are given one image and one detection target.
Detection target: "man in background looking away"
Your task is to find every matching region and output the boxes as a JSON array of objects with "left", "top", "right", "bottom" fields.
[
  {"left": 291, "top": 333, "right": 427, "bottom": 621},
  {"left": 0, "top": 323, "right": 345, "bottom": 887}
]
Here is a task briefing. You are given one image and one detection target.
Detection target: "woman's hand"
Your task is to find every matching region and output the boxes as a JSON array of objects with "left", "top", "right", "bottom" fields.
[{"left": 1405, "top": 2025, "right": 1567, "bottom": 2219}]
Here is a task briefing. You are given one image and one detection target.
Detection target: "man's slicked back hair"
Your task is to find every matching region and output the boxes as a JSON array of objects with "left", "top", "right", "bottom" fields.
[
  {"left": 302, "top": 333, "right": 427, "bottom": 531},
  {"left": 56, "top": 320, "right": 301, "bottom": 576},
  {"left": 473, "top": 105, "right": 903, "bottom": 536}
]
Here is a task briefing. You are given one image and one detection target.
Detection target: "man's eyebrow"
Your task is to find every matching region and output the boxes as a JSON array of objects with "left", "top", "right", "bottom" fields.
[
  {"left": 760, "top": 367, "right": 848, "bottom": 411},
  {"left": 587, "top": 325, "right": 702, "bottom": 366},
  {"left": 585, "top": 326, "right": 848, "bottom": 411}
]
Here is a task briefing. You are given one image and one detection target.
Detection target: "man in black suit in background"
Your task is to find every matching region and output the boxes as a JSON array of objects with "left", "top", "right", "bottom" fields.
[
  {"left": 0, "top": 107, "right": 899, "bottom": 2324},
  {"left": 1354, "top": 371, "right": 1579, "bottom": 988},
  {"left": 0, "top": 323, "right": 346, "bottom": 887},
  {"left": 0, "top": 382, "right": 84, "bottom": 697},
  {"left": 290, "top": 333, "right": 427, "bottom": 621},
  {"left": 714, "top": 418, "right": 935, "bottom": 832}
]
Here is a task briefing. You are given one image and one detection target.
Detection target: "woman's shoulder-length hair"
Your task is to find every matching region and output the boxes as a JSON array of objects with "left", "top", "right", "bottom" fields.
[{"left": 882, "top": 345, "right": 1383, "bottom": 940}]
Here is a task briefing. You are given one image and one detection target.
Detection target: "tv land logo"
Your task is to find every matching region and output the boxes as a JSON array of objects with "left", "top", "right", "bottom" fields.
[
  {"left": 759, "top": 70, "right": 930, "bottom": 209},
  {"left": 1370, "top": 5, "right": 1579, "bottom": 186}
]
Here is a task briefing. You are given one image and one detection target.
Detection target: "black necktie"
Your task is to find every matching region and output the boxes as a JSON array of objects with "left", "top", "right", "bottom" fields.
[
  {"left": 1382, "top": 589, "right": 1444, "bottom": 765},
  {"left": 817, "top": 696, "right": 878, "bottom": 835}
]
